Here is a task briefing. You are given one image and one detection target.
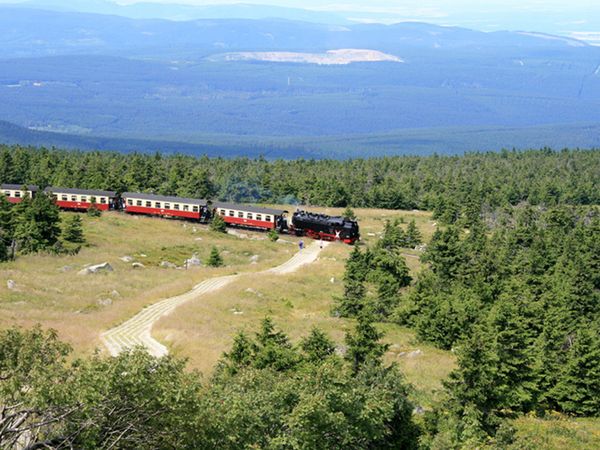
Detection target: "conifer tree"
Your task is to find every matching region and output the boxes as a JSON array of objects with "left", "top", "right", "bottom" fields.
[
  {"left": 206, "top": 246, "right": 223, "bottom": 267},
  {"left": 551, "top": 326, "right": 600, "bottom": 416},
  {"left": 405, "top": 219, "right": 422, "bottom": 248},
  {"left": 344, "top": 312, "right": 389, "bottom": 374},
  {"left": 0, "top": 195, "right": 14, "bottom": 261},
  {"left": 62, "top": 214, "right": 85, "bottom": 244},
  {"left": 210, "top": 213, "right": 227, "bottom": 233},
  {"left": 13, "top": 194, "right": 61, "bottom": 254},
  {"left": 300, "top": 327, "right": 335, "bottom": 363},
  {"left": 342, "top": 206, "right": 356, "bottom": 220}
]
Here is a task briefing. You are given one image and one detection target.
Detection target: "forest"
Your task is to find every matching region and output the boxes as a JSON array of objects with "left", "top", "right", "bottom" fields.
[{"left": 0, "top": 145, "right": 599, "bottom": 448}]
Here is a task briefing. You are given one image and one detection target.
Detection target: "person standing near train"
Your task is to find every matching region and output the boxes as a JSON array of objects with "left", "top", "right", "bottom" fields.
[{"left": 299, "top": 239, "right": 304, "bottom": 251}]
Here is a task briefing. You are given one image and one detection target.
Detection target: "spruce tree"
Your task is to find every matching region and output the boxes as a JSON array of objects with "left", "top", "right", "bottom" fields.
[
  {"left": 342, "top": 206, "right": 356, "bottom": 220},
  {"left": 0, "top": 195, "right": 14, "bottom": 261},
  {"left": 405, "top": 219, "right": 422, "bottom": 248},
  {"left": 300, "top": 327, "right": 335, "bottom": 363},
  {"left": 13, "top": 194, "right": 61, "bottom": 254},
  {"left": 210, "top": 213, "right": 227, "bottom": 233},
  {"left": 62, "top": 215, "right": 85, "bottom": 244},
  {"left": 344, "top": 312, "right": 389, "bottom": 374},
  {"left": 551, "top": 326, "right": 600, "bottom": 416},
  {"left": 206, "top": 246, "right": 223, "bottom": 267}
]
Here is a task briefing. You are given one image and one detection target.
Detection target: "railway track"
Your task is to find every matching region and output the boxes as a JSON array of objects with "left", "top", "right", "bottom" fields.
[{"left": 101, "top": 241, "right": 328, "bottom": 357}]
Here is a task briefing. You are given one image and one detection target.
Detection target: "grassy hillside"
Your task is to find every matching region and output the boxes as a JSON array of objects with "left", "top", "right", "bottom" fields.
[{"left": 0, "top": 206, "right": 454, "bottom": 407}]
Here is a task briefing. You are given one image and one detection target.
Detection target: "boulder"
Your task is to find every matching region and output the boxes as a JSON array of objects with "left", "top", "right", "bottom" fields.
[
  {"left": 78, "top": 262, "right": 113, "bottom": 276},
  {"left": 120, "top": 256, "right": 134, "bottom": 262},
  {"left": 160, "top": 261, "right": 178, "bottom": 269},
  {"left": 186, "top": 254, "right": 202, "bottom": 267},
  {"left": 110, "top": 290, "right": 121, "bottom": 298},
  {"left": 97, "top": 298, "right": 113, "bottom": 307},
  {"left": 132, "top": 262, "right": 145, "bottom": 269},
  {"left": 406, "top": 350, "right": 423, "bottom": 358},
  {"left": 7, "top": 280, "right": 17, "bottom": 290},
  {"left": 249, "top": 254, "right": 260, "bottom": 263}
]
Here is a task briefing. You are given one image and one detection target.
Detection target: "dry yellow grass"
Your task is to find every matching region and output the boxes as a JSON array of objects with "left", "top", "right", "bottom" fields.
[
  {"left": 0, "top": 211, "right": 290, "bottom": 354},
  {"left": 0, "top": 206, "right": 452, "bottom": 405},
  {"left": 155, "top": 207, "right": 452, "bottom": 406}
]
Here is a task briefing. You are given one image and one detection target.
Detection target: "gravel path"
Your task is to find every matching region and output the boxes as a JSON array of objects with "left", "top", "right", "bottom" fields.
[{"left": 101, "top": 241, "right": 328, "bottom": 357}]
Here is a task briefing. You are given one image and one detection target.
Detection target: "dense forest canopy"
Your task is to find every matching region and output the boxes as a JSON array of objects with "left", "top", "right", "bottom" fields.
[{"left": 0, "top": 146, "right": 598, "bottom": 212}]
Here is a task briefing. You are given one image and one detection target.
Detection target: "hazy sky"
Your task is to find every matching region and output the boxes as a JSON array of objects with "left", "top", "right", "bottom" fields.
[{"left": 2, "top": 0, "right": 599, "bottom": 38}]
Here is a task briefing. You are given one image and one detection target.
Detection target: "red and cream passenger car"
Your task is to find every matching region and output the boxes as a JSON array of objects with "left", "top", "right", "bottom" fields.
[
  {"left": 213, "top": 202, "right": 287, "bottom": 231},
  {"left": 122, "top": 192, "right": 210, "bottom": 221},
  {"left": 1, "top": 184, "right": 39, "bottom": 203},
  {"left": 45, "top": 187, "right": 118, "bottom": 211}
]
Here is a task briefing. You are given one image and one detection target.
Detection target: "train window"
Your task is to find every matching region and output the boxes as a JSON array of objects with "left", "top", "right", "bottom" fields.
[
  {"left": 192, "top": 206, "right": 199, "bottom": 212},
  {"left": 183, "top": 205, "right": 189, "bottom": 211},
  {"left": 136, "top": 200, "right": 142, "bottom": 206},
  {"left": 71, "top": 195, "right": 77, "bottom": 201},
  {"left": 127, "top": 199, "right": 132, "bottom": 206},
  {"left": 90, "top": 196, "right": 96, "bottom": 203},
  {"left": 52, "top": 194, "right": 58, "bottom": 200},
  {"left": 81, "top": 196, "right": 87, "bottom": 202},
  {"left": 155, "top": 202, "right": 161, "bottom": 208},
  {"left": 265, "top": 215, "right": 271, "bottom": 222},
  {"left": 100, "top": 197, "right": 107, "bottom": 204},
  {"left": 62, "top": 195, "right": 68, "bottom": 201},
  {"left": 14, "top": 191, "right": 21, "bottom": 198},
  {"left": 3, "top": 191, "right": 9, "bottom": 196},
  {"left": 247, "top": 213, "right": 253, "bottom": 220},
  {"left": 256, "top": 214, "right": 262, "bottom": 221},
  {"left": 238, "top": 211, "right": 244, "bottom": 218},
  {"left": 146, "top": 201, "right": 151, "bottom": 207},
  {"left": 220, "top": 209, "right": 226, "bottom": 215},
  {"left": 229, "top": 210, "right": 234, "bottom": 217},
  {"left": 165, "top": 203, "right": 170, "bottom": 209},
  {"left": 174, "top": 204, "right": 180, "bottom": 210}
]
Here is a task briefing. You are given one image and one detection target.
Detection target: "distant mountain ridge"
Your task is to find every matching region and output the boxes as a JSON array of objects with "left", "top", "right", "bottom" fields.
[{"left": 1, "top": 7, "right": 600, "bottom": 157}]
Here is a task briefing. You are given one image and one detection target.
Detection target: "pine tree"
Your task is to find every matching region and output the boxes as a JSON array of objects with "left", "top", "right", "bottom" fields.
[
  {"left": 87, "top": 198, "right": 102, "bottom": 217},
  {"left": 221, "top": 332, "right": 257, "bottom": 375},
  {"left": 301, "top": 327, "right": 335, "bottom": 363},
  {"left": 62, "top": 214, "right": 85, "bottom": 244},
  {"left": 405, "top": 219, "right": 422, "bottom": 248},
  {"left": 0, "top": 195, "right": 14, "bottom": 261},
  {"left": 344, "top": 312, "right": 389, "bottom": 374},
  {"left": 13, "top": 194, "right": 61, "bottom": 254},
  {"left": 206, "top": 246, "right": 223, "bottom": 267},
  {"left": 253, "top": 317, "right": 298, "bottom": 371},
  {"left": 342, "top": 206, "right": 356, "bottom": 220},
  {"left": 210, "top": 213, "right": 227, "bottom": 233},
  {"left": 551, "top": 326, "right": 600, "bottom": 416}
]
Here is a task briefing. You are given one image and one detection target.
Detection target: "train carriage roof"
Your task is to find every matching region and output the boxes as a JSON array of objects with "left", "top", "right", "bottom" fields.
[
  {"left": 122, "top": 192, "right": 209, "bottom": 206},
  {"left": 1, "top": 184, "right": 39, "bottom": 191},
  {"left": 214, "top": 202, "right": 287, "bottom": 216},
  {"left": 45, "top": 187, "right": 117, "bottom": 197}
]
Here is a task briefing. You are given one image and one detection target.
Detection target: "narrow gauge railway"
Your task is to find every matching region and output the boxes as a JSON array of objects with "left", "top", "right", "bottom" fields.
[{"left": 1, "top": 184, "right": 360, "bottom": 244}]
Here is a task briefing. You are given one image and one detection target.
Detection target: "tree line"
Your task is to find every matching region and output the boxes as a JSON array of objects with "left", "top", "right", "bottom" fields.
[{"left": 0, "top": 146, "right": 598, "bottom": 215}]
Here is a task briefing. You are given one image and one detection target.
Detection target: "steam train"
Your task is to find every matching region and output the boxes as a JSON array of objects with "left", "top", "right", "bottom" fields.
[{"left": 1, "top": 184, "right": 360, "bottom": 244}]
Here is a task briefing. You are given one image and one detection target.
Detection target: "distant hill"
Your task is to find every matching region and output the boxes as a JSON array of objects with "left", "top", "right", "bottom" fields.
[{"left": 1, "top": 8, "right": 600, "bottom": 157}]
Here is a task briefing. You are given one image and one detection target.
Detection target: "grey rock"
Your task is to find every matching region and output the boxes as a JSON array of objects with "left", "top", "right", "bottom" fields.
[
  {"left": 132, "top": 262, "right": 145, "bottom": 269},
  {"left": 120, "top": 256, "right": 134, "bottom": 262},
  {"left": 160, "top": 261, "right": 178, "bottom": 269},
  {"left": 7, "top": 280, "right": 17, "bottom": 290},
  {"left": 78, "top": 262, "right": 113, "bottom": 275},
  {"left": 186, "top": 254, "right": 201, "bottom": 267},
  {"left": 330, "top": 277, "right": 335, "bottom": 283},
  {"left": 110, "top": 290, "right": 121, "bottom": 298},
  {"left": 97, "top": 298, "right": 113, "bottom": 307},
  {"left": 249, "top": 254, "right": 260, "bottom": 262},
  {"left": 406, "top": 350, "right": 423, "bottom": 358}
]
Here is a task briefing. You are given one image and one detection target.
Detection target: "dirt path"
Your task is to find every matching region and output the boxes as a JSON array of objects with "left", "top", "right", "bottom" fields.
[{"left": 101, "top": 241, "right": 328, "bottom": 357}]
